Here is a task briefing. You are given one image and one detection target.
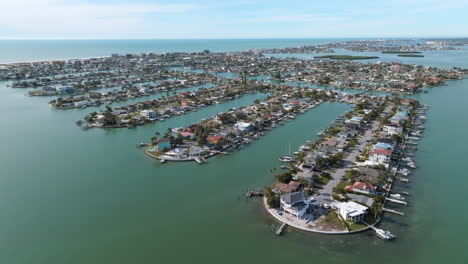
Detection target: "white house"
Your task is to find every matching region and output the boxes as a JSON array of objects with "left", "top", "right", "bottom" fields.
[
  {"left": 188, "top": 146, "right": 207, "bottom": 157},
  {"left": 139, "top": 87, "right": 150, "bottom": 94},
  {"left": 383, "top": 124, "right": 403, "bottom": 135},
  {"left": 368, "top": 148, "right": 392, "bottom": 166},
  {"left": 337, "top": 201, "right": 368, "bottom": 223},
  {"left": 141, "top": 110, "right": 158, "bottom": 120},
  {"left": 74, "top": 101, "right": 88, "bottom": 108},
  {"left": 234, "top": 121, "right": 253, "bottom": 132},
  {"left": 55, "top": 85, "right": 75, "bottom": 94},
  {"left": 161, "top": 148, "right": 186, "bottom": 160},
  {"left": 280, "top": 192, "right": 310, "bottom": 218}
]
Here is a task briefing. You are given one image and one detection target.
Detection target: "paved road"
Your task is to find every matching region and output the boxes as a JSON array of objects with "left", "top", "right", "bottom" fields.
[{"left": 313, "top": 120, "right": 381, "bottom": 205}]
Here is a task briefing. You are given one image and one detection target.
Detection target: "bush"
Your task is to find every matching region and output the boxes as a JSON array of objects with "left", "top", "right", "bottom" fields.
[{"left": 275, "top": 172, "right": 292, "bottom": 183}]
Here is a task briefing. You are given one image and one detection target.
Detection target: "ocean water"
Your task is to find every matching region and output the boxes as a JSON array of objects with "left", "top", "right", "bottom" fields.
[
  {"left": 0, "top": 39, "right": 467, "bottom": 264},
  {"left": 0, "top": 38, "right": 350, "bottom": 63}
]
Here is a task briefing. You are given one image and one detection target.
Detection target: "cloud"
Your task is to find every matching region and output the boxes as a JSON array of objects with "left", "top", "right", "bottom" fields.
[
  {"left": 0, "top": 0, "right": 195, "bottom": 38},
  {"left": 248, "top": 14, "right": 346, "bottom": 23}
]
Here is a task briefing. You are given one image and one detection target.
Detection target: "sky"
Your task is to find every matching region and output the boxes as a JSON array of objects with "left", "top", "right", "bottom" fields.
[{"left": 0, "top": 0, "right": 467, "bottom": 39}]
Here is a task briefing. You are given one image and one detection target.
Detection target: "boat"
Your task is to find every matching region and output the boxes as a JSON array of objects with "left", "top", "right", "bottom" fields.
[
  {"left": 293, "top": 151, "right": 301, "bottom": 155},
  {"left": 137, "top": 142, "right": 148, "bottom": 147},
  {"left": 390, "top": 193, "right": 405, "bottom": 201},
  {"left": 299, "top": 145, "right": 310, "bottom": 151},
  {"left": 279, "top": 156, "right": 293, "bottom": 163},
  {"left": 280, "top": 165, "right": 289, "bottom": 169},
  {"left": 375, "top": 229, "right": 396, "bottom": 240},
  {"left": 160, "top": 159, "right": 166, "bottom": 164}
]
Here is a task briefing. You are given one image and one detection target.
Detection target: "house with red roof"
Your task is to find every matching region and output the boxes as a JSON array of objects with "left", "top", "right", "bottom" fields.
[
  {"left": 369, "top": 148, "right": 392, "bottom": 166},
  {"left": 207, "top": 135, "right": 225, "bottom": 144},
  {"left": 345, "top": 182, "right": 376, "bottom": 195}
]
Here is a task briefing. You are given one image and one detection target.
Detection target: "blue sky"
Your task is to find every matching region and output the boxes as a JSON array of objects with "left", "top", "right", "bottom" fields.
[{"left": 1, "top": 0, "right": 467, "bottom": 39}]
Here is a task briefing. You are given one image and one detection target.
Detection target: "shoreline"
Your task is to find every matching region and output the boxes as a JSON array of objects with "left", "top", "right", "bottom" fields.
[{"left": 262, "top": 197, "right": 380, "bottom": 235}]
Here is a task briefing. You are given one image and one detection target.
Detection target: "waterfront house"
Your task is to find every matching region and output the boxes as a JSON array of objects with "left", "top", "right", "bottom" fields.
[
  {"left": 273, "top": 181, "right": 302, "bottom": 194},
  {"left": 141, "top": 109, "right": 158, "bottom": 121},
  {"left": 337, "top": 201, "right": 368, "bottom": 223},
  {"left": 356, "top": 167, "right": 384, "bottom": 185},
  {"left": 188, "top": 146, "right": 207, "bottom": 157},
  {"left": 162, "top": 148, "right": 186, "bottom": 159},
  {"left": 156, "top": 138, "right": 171, "bottom": 151},
  {"left": 74, "top": 101, "right": 88, "bottom": 108},
  {"left": 55, "top": 85, "right": 75, "bottom": 94},
  {"left": 346, "top": 194, "right": 374, "bottom": 207},
  {"left": 280, "top": 191, "right": 310, "bottom": 218},
  {"left": 383, "top": 124, "right": 403, "bottom": 135},
  {"left": 207, "top": 135, "right": 225, "bottom": 144},
  {"left": 368, "top": 148, "right": 392, "bottom": 167},
  {"left": 372, "top": 142, "right": 394, "bottom": 151},
  {"left": 180, "top": 132, "right": 196, "bottom": 139},
  {"left": 345, "top": 182, "right": 376, "bottom": 194},
  {"left": 234, "top": 121, "right": 253, "bottom": 132}
]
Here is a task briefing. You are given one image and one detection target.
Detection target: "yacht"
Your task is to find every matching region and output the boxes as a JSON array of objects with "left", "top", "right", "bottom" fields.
[{"left": 375, "top": 229, "right": 396, "bottom": 240}]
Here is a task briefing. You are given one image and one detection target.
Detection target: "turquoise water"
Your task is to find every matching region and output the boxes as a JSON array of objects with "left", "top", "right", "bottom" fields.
[
  {"left": 0, "top": 39, "right": 354, "bottom": 63},
  {"left": 0, "top": 39, "right": 467, "bottom": 264}
]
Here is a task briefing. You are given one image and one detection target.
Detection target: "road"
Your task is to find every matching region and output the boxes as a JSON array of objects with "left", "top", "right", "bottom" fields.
[{"left": 313, "top": 120, "right": 381, "bottom": 205}]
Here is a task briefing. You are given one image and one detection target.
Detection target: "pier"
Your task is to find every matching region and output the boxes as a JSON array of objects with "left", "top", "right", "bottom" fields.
[
  {"left": 362, "top": 221, "right": 396, "bottom": 240},
  {"left": 385, "top": 198, "right": 408, "bottom": 206},
  {"left": 382, "top": 207, "right": 405, "bottom": 216},
  {"left": 276, "top": 222, "right": 287, "bottom": 235}
]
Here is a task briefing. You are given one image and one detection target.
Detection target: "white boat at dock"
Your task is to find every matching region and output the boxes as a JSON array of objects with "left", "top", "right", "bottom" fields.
[
  {"left": 299, "top": 145, "right": 310, "bottom": 151},
  {"left": 279, "top": 156, "right": 293, "bottom": 162},
  {"left": 375, "top": 228, "right": 396, "bottom": 240},
  {"left": 390, "top": 193, "right": 405, "bottom": 201}
]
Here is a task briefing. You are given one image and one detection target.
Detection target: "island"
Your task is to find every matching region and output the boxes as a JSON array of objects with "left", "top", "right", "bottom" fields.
[
  {"left": 397, "top": 54, "right": 425, "bottom": 57},
  {"left": 313, "top": 55, "right": 379, "bottom": 60}
]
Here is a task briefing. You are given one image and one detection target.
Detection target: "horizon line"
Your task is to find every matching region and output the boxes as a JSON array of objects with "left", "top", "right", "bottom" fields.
[{"left": 1, "top": 36, "right": 468, "bottom": 41}]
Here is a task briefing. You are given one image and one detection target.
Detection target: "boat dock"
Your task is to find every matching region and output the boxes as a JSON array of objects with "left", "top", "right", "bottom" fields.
[
  {"left": 385, "top": 198, "right": 408, "bottom": 206},
  {"left": 194, "top": 157, "right": 208, "bottom": 164},
  {"left": 400, "top": 178, "right": 409, "bottom": 183},
  {"left": 382, "top": 207, "right": 405, "bottom": 216},
  {"left": 276, "top": 222, "right": 287, "bottom": 235},
  {"left": 391, "top": 190, "right": 410, "bottom": 195},
  {"left": 362, "top": 221, "right": 396, "bottom": 240}
]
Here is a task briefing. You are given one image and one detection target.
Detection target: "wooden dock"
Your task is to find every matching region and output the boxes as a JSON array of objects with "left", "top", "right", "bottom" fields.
[
  {"left": 382, "top": 207, "right": 405, "bottom": 216},
  {"left": 276, "top": 222, "right": 287, "bottom": 235},
  {"left": 386, "top": 198, "right": 408, "bottom": 206}
]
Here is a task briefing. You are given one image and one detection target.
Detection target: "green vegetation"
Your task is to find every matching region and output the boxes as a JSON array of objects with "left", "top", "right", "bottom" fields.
[
  {"left": 275, "top": 172, "right": 292, "bottom": 183},
  {"left": 397, "top": 54, "right": 424, "bottom": 57},
  {"left": 314, "top": 55, "right": 379, "bottom": 60},
  {"left": 381, "top": 51, "right": 422, "bottom": 54},
  {"left": 264, "top": 187, "right": 280, "bottom": 208},
  {"left": 315, "top": 172, "right": 332, "bottom": 185}
]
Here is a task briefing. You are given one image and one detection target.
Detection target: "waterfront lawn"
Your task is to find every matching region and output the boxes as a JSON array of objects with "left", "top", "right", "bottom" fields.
[
  {"left": 146, "top": 147, "right": 166, "bottom": 157},
  {"left": 316, "top": 211, "right": 347, "bottom": 231},
  {"left": 349, "top": 222, "right": 367, "bottom": 231}
]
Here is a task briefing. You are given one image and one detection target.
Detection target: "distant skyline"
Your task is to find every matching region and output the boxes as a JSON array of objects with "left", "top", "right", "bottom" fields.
[{"left": 1, "top": 0, "right": 468, "bottom": 39}]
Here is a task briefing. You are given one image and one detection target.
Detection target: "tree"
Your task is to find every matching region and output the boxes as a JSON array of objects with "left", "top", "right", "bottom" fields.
[
  {"left": 275, "top": 172, "right": 292, "bottom": 183},
  {"left": 264, "top": 187, "right": 280, "bottom": 208},
  {"left": 173, "top": 134, "right": 184, "bottom": 147}
]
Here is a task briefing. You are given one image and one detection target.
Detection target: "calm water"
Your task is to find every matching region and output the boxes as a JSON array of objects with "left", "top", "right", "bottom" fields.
[{"left": 0, "top": 39, "right": 467, "bottom": 264}]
